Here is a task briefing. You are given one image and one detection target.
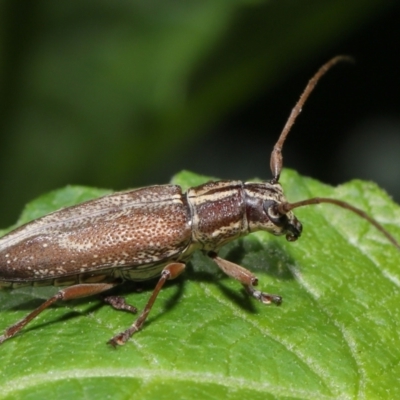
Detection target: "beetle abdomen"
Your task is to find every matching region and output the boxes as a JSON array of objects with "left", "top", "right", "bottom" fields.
[{"left": 0, "top": 185, "right": 192, "bottom": 283}]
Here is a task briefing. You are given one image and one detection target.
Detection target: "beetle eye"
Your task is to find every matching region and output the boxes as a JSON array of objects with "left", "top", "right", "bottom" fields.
[{"left": 263, "top": 200, "right": 286, "bottom": 226}]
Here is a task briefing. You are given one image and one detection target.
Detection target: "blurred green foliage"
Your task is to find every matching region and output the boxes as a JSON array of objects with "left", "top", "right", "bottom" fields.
[{"left": 0, "top": 0, "right": 394, "bottom": 226}]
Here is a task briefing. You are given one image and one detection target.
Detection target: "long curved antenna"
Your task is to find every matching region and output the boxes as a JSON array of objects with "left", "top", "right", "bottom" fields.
[
  {"left": 268, "top": 57, "right": 400, "bottom": 251},
  {"left": 270, "top": 55, "right": 354, "bottom": 183},
  {"left": 277, "top": 197, "right": 400, "bottom": 251}
]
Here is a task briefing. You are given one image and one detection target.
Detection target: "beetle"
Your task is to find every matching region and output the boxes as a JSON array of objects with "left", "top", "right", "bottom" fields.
[{"left": 1, "top": 56, "right": 399, "bottom": 347}]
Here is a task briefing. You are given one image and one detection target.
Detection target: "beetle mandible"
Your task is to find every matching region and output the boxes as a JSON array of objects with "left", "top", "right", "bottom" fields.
[{"left": 1, "top": 56, "right": 399, "bottom": 347}]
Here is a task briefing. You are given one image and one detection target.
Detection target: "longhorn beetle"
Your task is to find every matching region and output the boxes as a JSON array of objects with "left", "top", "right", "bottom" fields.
[{"left": 0, "top": 56, "right": 399, "bottom": 347}]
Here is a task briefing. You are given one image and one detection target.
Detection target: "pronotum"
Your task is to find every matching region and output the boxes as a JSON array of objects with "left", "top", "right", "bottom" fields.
[{"left": 1, "top": 56, "right": 398, "bottom": 347}]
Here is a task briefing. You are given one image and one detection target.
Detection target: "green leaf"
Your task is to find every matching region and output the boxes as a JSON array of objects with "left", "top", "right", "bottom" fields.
[{"left": 1, "top": 170, "right": 400, "bottom": 399}]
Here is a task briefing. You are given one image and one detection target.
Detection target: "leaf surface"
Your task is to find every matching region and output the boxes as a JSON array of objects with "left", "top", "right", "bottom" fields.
[{"left": 0, "top": 170, "right": 399, "bottom": 400}]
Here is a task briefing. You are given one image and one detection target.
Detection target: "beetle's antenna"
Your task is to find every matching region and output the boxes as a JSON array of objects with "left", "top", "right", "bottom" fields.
[
  {"left": 277, "top": 198, "right": 400, "bottom": 250},
  {"left": 270, "top": 55, "right": 353, "bottom": 183},
  {"left": 269, "top": 57, "right": 400, "bottom": 251}
]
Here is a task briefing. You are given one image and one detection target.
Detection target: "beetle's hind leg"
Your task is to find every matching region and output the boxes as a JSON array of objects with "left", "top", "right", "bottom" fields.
[
  {"left": 208, "top": 251, "right": 282, "bottom": 305},
  {"left": 0, "top": 282, "right": 120, "bottom": 345},
  {"left": 108, "top": 262, "right": 186, "bottom": 347}
]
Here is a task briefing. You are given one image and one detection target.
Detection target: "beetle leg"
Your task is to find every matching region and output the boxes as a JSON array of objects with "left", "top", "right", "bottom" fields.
[
  {"left": 103, "top": 295, "right": 138, "bottom": 314},
  {"left": 108, "top": 262, "right": 186, "bottom": 347},
  {"left": 208, "top": 251, "right": 282, "bottom": 305},
  {"left": 0, "top": 282, "right": 119, "bottom": 345}
]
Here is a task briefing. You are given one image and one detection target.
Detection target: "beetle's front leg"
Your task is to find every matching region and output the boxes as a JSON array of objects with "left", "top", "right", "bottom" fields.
[
  {"left": 108, "top": 262, "right": 186, "bottom": 347},
  {"left": 208, "top": 251, "right": 282, "bottom": 305}
]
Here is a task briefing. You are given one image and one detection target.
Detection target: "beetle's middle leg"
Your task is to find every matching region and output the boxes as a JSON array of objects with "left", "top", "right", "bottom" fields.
[
  {"left": 108, "top": 262, "right": 186, "bottom": 347},
  {"left": 208, "top": 251, "right": 282, "bottom": 305},
  {"left": 102, "top": 295, "right": 138, "bottom": 314}
]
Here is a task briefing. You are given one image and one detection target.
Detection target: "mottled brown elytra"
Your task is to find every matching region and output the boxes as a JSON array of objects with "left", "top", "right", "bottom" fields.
[{"left": 1, "top": 56, "right": 398, "bottom": 346}]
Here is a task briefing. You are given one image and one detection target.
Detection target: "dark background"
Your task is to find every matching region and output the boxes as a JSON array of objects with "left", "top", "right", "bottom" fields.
[{"left": 0, "top": 0, "right": 399, "bottom": 227}]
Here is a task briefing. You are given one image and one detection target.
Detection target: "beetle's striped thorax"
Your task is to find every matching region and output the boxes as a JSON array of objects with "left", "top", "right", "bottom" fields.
[{"left": 187, "top": 181, "right": 247, "bottom": 250}]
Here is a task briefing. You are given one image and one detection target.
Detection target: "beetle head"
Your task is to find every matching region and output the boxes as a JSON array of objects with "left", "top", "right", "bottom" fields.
[{"left": 244, "top": 182, "right": 302, "bottom": 241}]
